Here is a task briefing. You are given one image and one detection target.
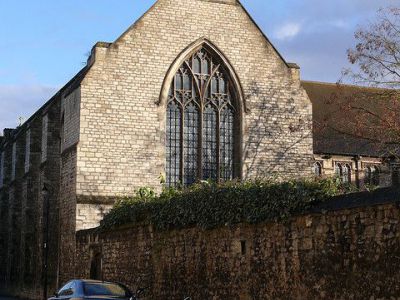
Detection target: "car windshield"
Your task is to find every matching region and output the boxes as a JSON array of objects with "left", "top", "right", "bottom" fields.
[{"left": 83, "top": 282, "right": 128, "bottom": 297}]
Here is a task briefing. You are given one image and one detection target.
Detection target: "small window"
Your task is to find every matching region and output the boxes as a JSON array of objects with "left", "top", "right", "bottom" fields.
[
  {"left": 314, "top": 162, "right": 322, "bottom": 177},
  {"left": 364, "top": 166, "right": 380, "bottom": 186},
  {"left": 335, "top": 163, "right": 351, "bottom": 183}
]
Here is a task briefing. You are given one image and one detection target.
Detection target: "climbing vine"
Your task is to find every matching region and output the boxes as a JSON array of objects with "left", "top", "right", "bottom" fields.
[{"left": 100, "top": 178, "right": 348, "bottom": 231}]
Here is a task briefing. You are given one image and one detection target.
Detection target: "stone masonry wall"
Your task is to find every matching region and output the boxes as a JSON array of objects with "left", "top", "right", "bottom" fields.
[
  {"left": 76, "top": 204, "right": 113, "bottom": 231},
  {"left": 41, "top": 100, "right": 62, "bottom": 296},
  {"left": 8, "top": 133, "right": 25, "bottom": 285},
  {"left": 78, "top": 0, "right": 313, "bottom": 197},
  {"left": 20, "top": 116, "right": 42, "bottom": 298},
  {"left": 0, "top": 138, "right": 12, "bottom": 284},
  {"left": 75, "top": 189, "right": 400, "bottom": 300},
  {"left": 0, "top": 97, "right": 63, "bottom": 300},
  {"left": 62, "top": 88, "right": 80, "bottom": 152}
]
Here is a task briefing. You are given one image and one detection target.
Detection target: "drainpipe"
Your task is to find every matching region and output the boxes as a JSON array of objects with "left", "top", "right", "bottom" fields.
[
  {"left": 353, "top": 156, "right": 361, "bottom": 189},
  {"left": 42, "top": 184, "right": 50, "bottom": 300}
]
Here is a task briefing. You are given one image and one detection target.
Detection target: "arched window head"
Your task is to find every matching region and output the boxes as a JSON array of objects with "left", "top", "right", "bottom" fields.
[
  {"left": 365, "top": 165, "right": 380, "bottom": 186},
  {"left": 335, "top": 162, "right": 351, "bottom": 184},
  {"left": 314, "top": 162, "right": 322, "bottom": 177},
  {"left": 166, "top": 46, "right": 239, "bottom": 187}
]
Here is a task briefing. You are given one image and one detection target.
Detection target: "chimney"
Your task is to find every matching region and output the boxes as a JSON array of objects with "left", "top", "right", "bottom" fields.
[{"left": 288, "top": 63, "right": 300, "bottom": 82}]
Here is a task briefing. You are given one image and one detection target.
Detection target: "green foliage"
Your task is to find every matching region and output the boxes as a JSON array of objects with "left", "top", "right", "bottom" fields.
[{"left": 100, "top": 178, "right": 346, "bottom": 231}]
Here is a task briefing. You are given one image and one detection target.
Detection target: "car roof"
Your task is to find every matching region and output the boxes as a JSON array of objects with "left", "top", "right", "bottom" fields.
[{"left": 75, "top": 279, "right": 123, "bottom": 285}]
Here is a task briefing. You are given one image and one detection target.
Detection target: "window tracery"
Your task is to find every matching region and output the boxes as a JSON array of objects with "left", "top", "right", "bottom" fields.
[
  {"left": 335, "top": 162, "right": 351, "bottom": 183},
  {"left": 166, "top": 47, "right": 237, "bottom": 186}
]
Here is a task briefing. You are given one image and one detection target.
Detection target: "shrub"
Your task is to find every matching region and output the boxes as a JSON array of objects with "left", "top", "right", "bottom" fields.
[{"left": 100, "top": 178, "right": 345, "bottom": 231}]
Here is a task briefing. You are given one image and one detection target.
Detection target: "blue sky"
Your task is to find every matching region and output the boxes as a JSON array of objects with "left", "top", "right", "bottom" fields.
[{"left": 0, "top": 0, "right": 397, "bottom": 130}]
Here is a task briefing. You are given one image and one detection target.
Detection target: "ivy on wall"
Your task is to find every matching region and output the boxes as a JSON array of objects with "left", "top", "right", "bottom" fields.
[{"left": 100, "top": 179, "right": 350, "bottom": 231}]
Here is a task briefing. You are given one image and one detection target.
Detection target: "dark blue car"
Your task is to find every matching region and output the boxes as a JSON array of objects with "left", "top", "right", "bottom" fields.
[{"left": 48, "top": 279, "right": 134, "bottom": 300}]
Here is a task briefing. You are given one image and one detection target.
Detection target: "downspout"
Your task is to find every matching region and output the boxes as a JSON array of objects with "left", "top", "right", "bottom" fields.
[{"left": 353, "top": 155, "right": 361, "bottom": 189}]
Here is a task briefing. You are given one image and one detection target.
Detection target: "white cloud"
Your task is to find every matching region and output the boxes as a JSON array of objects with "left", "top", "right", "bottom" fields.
[
  {"left": 0, "top": 84, "right": 58, "bottom": 131},
  {"left": 274, "top": 22, "right": 302, "bottom": 40}
]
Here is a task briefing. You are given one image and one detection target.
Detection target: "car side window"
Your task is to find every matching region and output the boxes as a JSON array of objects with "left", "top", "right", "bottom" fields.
[{"left": 58, "top": 281, "right": 74, "bottom": 296}]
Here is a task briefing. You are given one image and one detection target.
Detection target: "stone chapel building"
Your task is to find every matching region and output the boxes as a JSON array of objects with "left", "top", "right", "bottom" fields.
[
  {"left": 0, "top": 0, "right": 313, "bottom": 296},
  {"left": 0, "top": 0, "right": 397, "bottom": 298}
]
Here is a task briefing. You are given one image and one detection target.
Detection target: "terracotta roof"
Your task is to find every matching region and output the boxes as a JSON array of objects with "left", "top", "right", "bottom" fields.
[{"left": 302, "top": 80, "right": 400, "bottom": 158}]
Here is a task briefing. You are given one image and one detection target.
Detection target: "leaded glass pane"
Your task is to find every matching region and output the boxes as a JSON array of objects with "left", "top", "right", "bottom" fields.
[
  {"left": 220, "top": 107, "right": 234, "bottom": 181},
  {"left": 211, "top": 77, "right": 218, "bottom": 94},
  {"left": 203, "top": 105, "right": 218, "bottom": 181},
  {"left": 335, "top": 163, "right": 341, "bottom": 177},
  {"left": 341, "top": 164, "right": 351, "bottom": 183},
  {"left": 193, "top": 57, "right": 201, "bottom": 74},
  {"left": 183, "top": 73, "right": 191, "bottom": 90},
  {"left": 175, "top": 73, "right": 182, "bottom": 90},
  {"left": 184, "top": 104, "right": 199, "bottom": 185},
  {"left": 166, "top": 102, "right": 182, "bottom": 186},
  {"left": 166, "top": 46, "right": 238, "bottom": 187},
  {"left": 175, "top": 91, "right": 182, "bottom": 104},
  {"left": 202, "top": 59, "right": 209, "bottom": 75},
  {"left": 219, "top": 78, "right": 226, "bottom": 93}
]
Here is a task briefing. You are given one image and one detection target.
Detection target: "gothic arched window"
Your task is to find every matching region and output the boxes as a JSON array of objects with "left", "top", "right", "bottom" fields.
[
  {"left": 314, "top": 162, "right": 322, "bottom": 177},
  {"left": 166, "top": 47, "right": 237, "bottom": 187},
  {"left": 365, "top": 166, "right": 380, "bottom": 186},
  {"left": 335, "top": 163, "right": 351, "bottom": 184}
]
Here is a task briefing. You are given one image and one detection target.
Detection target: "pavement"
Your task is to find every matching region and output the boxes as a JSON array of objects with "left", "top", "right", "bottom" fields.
[{"left": 0, "top": 295, "right": 22, "bottom": 300}]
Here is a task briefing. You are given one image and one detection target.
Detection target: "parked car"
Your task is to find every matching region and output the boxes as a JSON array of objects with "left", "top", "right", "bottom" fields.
[{"left": 48, "top": 279, "right": 136, "bottom": 300}]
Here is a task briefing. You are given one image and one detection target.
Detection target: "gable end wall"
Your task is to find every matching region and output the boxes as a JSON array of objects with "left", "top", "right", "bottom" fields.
[{"left": 78, "top": 0, "right": 313, "bottom": 197}]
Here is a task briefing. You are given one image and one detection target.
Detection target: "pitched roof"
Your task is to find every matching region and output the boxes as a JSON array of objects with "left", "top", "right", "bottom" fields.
[{"left": 302, "top": 80, "right": 400, "bottom": 158}]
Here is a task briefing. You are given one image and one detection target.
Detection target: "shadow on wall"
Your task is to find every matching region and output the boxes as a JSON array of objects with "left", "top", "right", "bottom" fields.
[
  {"left": 243, "top": 81, "right": 312, "bottom": 180},
  {"left": 75, "top": 187, "right": 400, "bottom": 299}
]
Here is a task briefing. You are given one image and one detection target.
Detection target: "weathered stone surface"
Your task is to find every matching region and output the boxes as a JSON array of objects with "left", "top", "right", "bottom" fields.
[
  {"left": 77, "top": 0, "right": 313, "bottom": 198},
  {"left": 76, "top": 196, "right": 400, "bottom": 300},
  {"left": 7, "top": 0, "right": 392, "bottom": 298},
  {"left": 0, "top": 100, "right": 62, "bottom": 299}
]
